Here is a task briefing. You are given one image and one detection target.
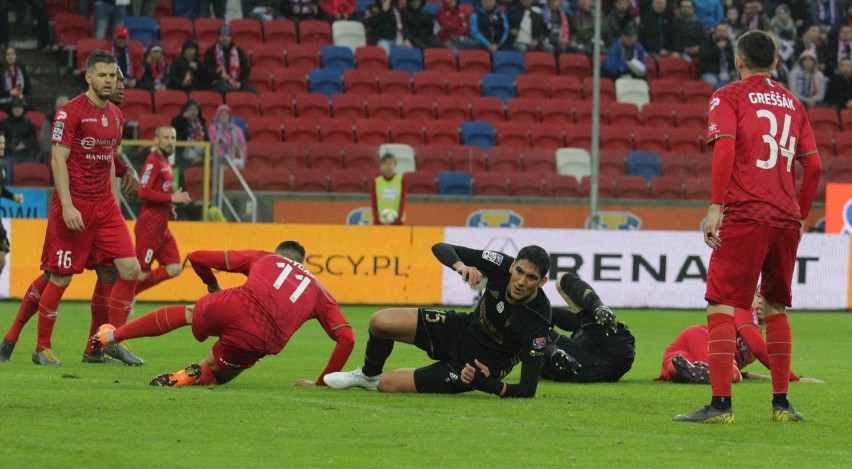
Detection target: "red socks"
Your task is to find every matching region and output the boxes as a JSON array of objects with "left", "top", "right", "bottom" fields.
[
  {"left": 135, "top": 267, "right": 171, "bottom": 295},
  {"left": 113, "top": 305, "right": 187, "bottom": 342},
  {"left": 198, "top": 363, "right": 218, "bottom": 385},
  {"left": 5, "top": 274, "right": 48, "bottom": 342},
  {"left": 707, "top": 313, "right": 736, "bottom": 399},
  {"left": 36, "top": 281, "right": 66, "bottom": 352},
  {"left": 765, "top": 313, "right": 792, "bottom": 395},
  {"left": 108, "top": 277, "right": 137, "bottom": 327},
  {"left": 85, "top": 281, "right": 113, "bottom": 354}
]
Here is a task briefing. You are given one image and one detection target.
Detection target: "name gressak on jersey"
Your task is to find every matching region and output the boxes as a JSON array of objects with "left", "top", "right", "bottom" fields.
[{"left": 747, "top": 91, "right": 796, "bottom": 110}]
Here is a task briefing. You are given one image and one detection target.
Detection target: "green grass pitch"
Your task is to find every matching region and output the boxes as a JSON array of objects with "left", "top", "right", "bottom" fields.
[{"left": 0, "top": 301, "right": 850, "bottom": 467}]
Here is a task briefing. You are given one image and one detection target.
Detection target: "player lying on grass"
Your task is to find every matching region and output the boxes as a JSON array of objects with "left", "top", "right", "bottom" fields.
[
  {"left": 657, "top": 290, "right": 823, "bottom": 384},
  {"left": 324, "top": 243, "right": 552, "bottom": 398},
  {"left": 540, "top": 272, "right": 634, "bottom": 383},
  {"left": 90, "top": 241, "right": 355, "bottom": 387}
]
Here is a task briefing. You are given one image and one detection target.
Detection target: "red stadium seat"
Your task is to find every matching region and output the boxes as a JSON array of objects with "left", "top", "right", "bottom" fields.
[
  {"left": 413, "top": 71, "right": 447, "bottom": 96},
  {"left": 298, "top": 20, "right": 332, "bottom": 45},
  {"left": 424, "top": 48, "right": 457, "bottom": 72},
  {"left": 305, "top": 143, "right": 345, "bottom": 170},
  {"left": 473, "top": 170, "right": 510, "bottom": 196},
  {"left": 549, "top": 174, "right": 579, "bottom": 197},
  {"left": 389, "top": 121, "right": 425, "bottom": 145},
  {"left": 616, "top": 175, "right": 650, "bottom": 199},
  {"left": 549, "top": 76, "right": 583, "bottom": 100},
  {"left": 283, "top": 118, "right": 320, "bottom": 143},
  {"left": 524, "top": 52, "right": 557, "bottom": 76},
  {"left": 120, "top": 89, "right": 152, "bottom": 122},
  {"left": 458, "top": 49, "right": 491, "bottom": 74},
  {"left": 54, "top": 13, "right": 89, "bottom": 48},
  {"left": 506, "top": 98, "right": 540, "bottom": 123},
  {"left": 153, "top": 90, "right": 188, "bottom": 116},
  {"left": 435, "top": 96, "right": 469, "bottom": 122},
  {"left": 400, "top": 95, "right": 435, "bottom": 120},
  {"left": 424, "top": 121, "right": 461, "bottom": 146},
  {"left": 194, "top": 18, "right": 226, "bottom": 45},
  {"left": 510, "top": 172, "right": 550, "bottom": 197},
  {"left": 530, "top": 124, "right": 566, "bottom": 149},
  {"left": 658, "top": 152, "right": 686, "bottom": 177},
  {"left": 493, "top": 122, "right": 529, "bottom": 148},
  {"left": 683, "top": 175, "right": 711, "bottom": 200},
  {"left": 642, "top": 103, "right": 674, "bottom": 127},
  {"left": 254, "top": 166, "right": 293, "bottom": 191},
  {"left": 606, "top": 102, "right": 641, "bottom": 127},
  {"left": 355, "top": 46, "right": 388, "bottom": 70},
  {"left": 247, "top": 141, "right": 288, "bottom": 168},
  {"left": 672, "top": 103, "right": 706, "bottom": 129},
  {"left": 344, "top": 69, "right": 379, "bottom": 95},
  {"left": 263, "top": 19, "right": 297, "bottom": 43},
  {"left": 355, "top": 120, "right": 390, "bottom": 145},
  {"left": 158, "top": 16, "right": 193, "bottom": 44},
  {"left": 516, "top": 75, "right": 550, "bottom": 99},
  {"left": 635, "top": 128, "right": 668, "bottom": 154},
  {"left": 294, "top": 169, "right": 329, "bottom": 192},
  {"left": 681, "top": 80, "right": 713, "bottom": 103},
  {"left": 404, "top": 171, "right": 438, "bottom": 194},
  {"left": 328, "top": 169, "right": 368, "bottom": 193},
  {"left": 573, "top": 101, "right": 593, "bottom": 125},
  {"left": 523, "top": 149, "right": 555, "bottom": 173},
  {"left": 135, "top": 113, "right": 171, "bottom": 140},
  {"left": 649, "top": 79, "right": 682, "bottom": 104},
  {"left": 487, "top": 147, "right": 523, "bottom": 172},
  {"left": 657, "top": 56, "right": 694, "bottom": 81},
  {"left": 365, "top": 95, "right": 400, "bottom": 119},
  {"left": 229, "top": 18, "right": 263, "bottom": 46},
  {"left": 650, "top": 174, "right": 684, "bottom": 199},
  {"left": 446, "top": 72, "right": 481, "bottom": 97},
  {"left": 583, "top": 76, "right": 615, "bottom": 102},
  {"left": 246, "top": 117, "right": 283, "bottom": 142},
  {"left": 378, "top": 70, "right": 411, "bottom": 95},
  {"left": 319, "top": 119, "right": 355, "bottom": 143},
  {"left": 841, "top": 109, "right": 852, "bottom": 131},
  {"left": 225, "top": 91, "right": 260, "bottom": 119},
  {"left": 286, "top": 44, "right": 322, "bottom": 70},
  {"left": 189, "top": 90, "right": 223, "bottom": 120},
  {"left": 294, "top": 93, "right": 330, "bottom": 117},
  {"left": 808, "top": 108, "right": 840, "bottom": 133},
  {"left": 249, "top": 65, "right": 274, "bottom": 93},
  {"left": 668, "top": 129, "right": 703, "bottom": 153},
  {"left": 558, "top": 53, "right": 590, "bottom": 78},
  {"left": 332, "top": 94, "right": 366, "bottom": 119},
  {"left": 12, "top": 162, "right": 51, "bottom": 187},
  {"left": 415, "top": 146, "right": 455, "bottom": 172},
  {"left": 579, "top": 175, "right": 617, "bottom": 198},
  {"left": 251, "top": 43, "right": 286, "bottom": 68},
  {"left": 470, "top": 97, "right": 505, "bottom": 123},
  {"left": 539, "top": 99, "right": 574, "bottom": 125},
  {"left": 345, "top": 145, "right": 379, "bottom": 170}
]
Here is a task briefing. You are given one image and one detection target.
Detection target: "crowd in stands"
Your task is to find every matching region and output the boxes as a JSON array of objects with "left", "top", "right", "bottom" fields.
[{"left": 0, "top": 0, "right": 850, "bottom": 203}]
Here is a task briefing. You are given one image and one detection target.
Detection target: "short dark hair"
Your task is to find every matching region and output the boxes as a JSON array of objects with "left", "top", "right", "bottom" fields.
[
  {"left": 736, "top": 30, "right": 776, "bottom": 71},
  {"left": 516, "top": 245, "right": 550, "bottom": 279},
  {"left": 276, "top": 240, "right": 306, "bottom": 263},
  {"left": 86, "top": 49, "right": 117, "bottom": 71},
  {"left": 379, "top": 152, "right": 396, "bottom": 163}
]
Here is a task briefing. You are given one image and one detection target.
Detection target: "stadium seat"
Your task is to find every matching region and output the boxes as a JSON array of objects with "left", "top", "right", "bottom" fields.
[
  {"left": 251, "top": 43, "right": 286, "bottom": 68},
  {"left": 558, "top": 53, "right": 591, "bottom": 78},
  {"left": 225, "top": 91, "right": 260, "bottom": 119},
  {"left": 510, "top": 172, "right": 550, "bottom": 197},
  {"left": 194, "top": 18, "right": 226, "bottom": 46},
  {"left": 249, "top": 65, "right": 274, "bottom": 93},
  {"left": 683, "top": 175, "right": 711, "bottom": 200},
  {"left": 298, "top": 20, "right": 333, "bottom": 45},
  {"left": 254, "top": 166, "right": 293, "bottom": 191},
  {"left": 415, "top": 146, "right": 455, "bottom": 172},
  {"left": 470, "top": 97, "right": 505, "bottom": 123},
  {"left": 493, "top": 122, "right": 529, "bottom": 148},
  {"left": 642, "top": 103, "right": 675, "bottom": 127},
  {"left": 54, "top": 13, "right": 89, "bottom": 48},
  {"left": 404, "top": 171, "right": 438, "bottom": 194},
  {"left": 657, "top": 56, "right": 693, "bottom": 81},
  {"left": 549, "top": 76, "right": 583, "bottom": 101},
  {"left": 563, "top": 124, "right": 590, "bottom": 149},
  {"left": 813, "top": 130, "right": 835, "bottom": 157},
  {"left": 579, "top": 175, "right": 617, "bottom": 198},
  {"left": 634, "top": 129, "right": 668, "bottom": 154},
  {"left": 658, "top": 152, "right": 685, "bottom": 177},
  {"left": 481, "top": 74, "right": 516, "bottom": 102},
  {"left": 606, "top": 102, "right": 641, "bottom": 127},
  {"left": 189, "top": 90, "right": 224, "bottom": 119},
  {"left": 390, "top": 47, "right": 424, "bottom": 76},
  {"left": 530, "top": 124, "right": 566, "bottom": 149},
  {"left": 841, "top": 109, "right": 852, "bottom": 131},
  {"left": 437, "top": 171, "right": 473, "bottom": 195},
  {"left": 583, "top": 76, "right": 615, "bottom": 102},
  {"left": 461, "top": 121, "right": 496, "bottom": 150},
  {"left": 492, "top": 51, "right": 525, "bottom": 77},
  {"left": 808, "top": 108, "right": 840, "bottom": 133},
  {"left": 344, "top": 69, "right": 379, "bottom": 94},
  {"left": 246, "top": 141, "right": 288, "bottom": 168},
  {"left": 667, "top": 128, "right": 703, "bottom": 153},
  {"left": 286, "top": 44, "right": 322, "bottom": 70},
  {"left": 648, "top": 79, "right": 682, "bottom": 104},
  {"left": 155, "top": 16, "right": 192, "bottom": 45},
  {"left": 681, "top": 80, "right": 713, "bottom": 103},
  {"left": 332, "top": 21, "right": 367, "bottom": 51},
  {"left": 378, "top": 143, "right": 417, "bottom": 173},
  {"left": 344, "top": 145, "right": 378, "bottom": 170},
  {"left": 616, "top": 175, "right": 650, "bottom": 199},
  {"left": 401, "top": 95, "right": 435, "bottom": 120},
  {"left": 355, "top": 46, "right": 387, "bottom": 70},
  {"left": 649, "top": 174, "right": 684, "bottom": 199},
  {"left": 600, "top": 126, "right": 633, "bottom": 151},
  {"left": 365, "top": 94, "right": 401, "bottom": 119},
  {"left": 321, "top": 45, "right": 355, "bottom": 71},
  {"left": 12, "top": 162, "right": 51, "bottom": 187},
  {"left": 305, "top": 143, "right": 345, "bottom": 170},
  {"left": 153, "top": 90, "right": 187, "bottom": 117},
  {"left": 263, "top": 19, "right": 298, "bottom": 44},
  {"left": 672, "top": 104, "right": 706, "bottom": 129},
  {"left": 412, "top": 71, "right": 447, "bottom": 97},
  {"left": 836, "top": 134, "right": 852, "bottom": 156},
  {"left": 355, "top": 119, "right": 390, "bottom": 144},
  {"left": 377, "top": 70, "right": 411, "bottom": 95},
  {"left": 455, "top": 146, "right": 487, "bottom": 173},
  {"left": 615, "top": 77, "right": 650, "bottom": 109},
  {"left": 549, "top": 174, "right": 579, "bottom": 197},
  {"left": 75, "top": 39, "right": 111, "bottom": 72},
  {"left": 516, "top": 75, "right": 550, "bottom": 99},
  {"left": 294, "top": 169, "right": 329, "bottom": 192},
  {"left": 683, "top": 152, "right": 711, "bottom": 177},
  {"left": 246, "top": 117, "right": 283, "bottom": 142},
  {"left": 487, "top": 147, "right": 523, "bottom": 172},
  {"left": 319, "top": 118, "right": 355, "bottom": 143},
  {"left": 424, "top": 121, "right": 461, "bottom": 145},
  {"left": 309, "top": 68, "right": 344, "bottom": 97},
  {"left": 473, "top": 170, "right": 510, "bottom": 196},
  {"left": 506, "top": 98, "right": 540, "bottom": 123},
  {"left": 435, "top": 96, "right": 470, "bottom": 122},
  {"left": 556, "top": 148, "right": 591, "bottom": 182},
  {"left": 424, "top": 48, "right": 457, "bottom": 72},
  {"left": 120, "top": 89, "right": 153, "bottom": 121},
  {"left": 295, "top": 93, "right": 330, "bottom": 117},
  {"left": 539, "top": 99, "right": 574, "bottom": 125},
  {"left": 625, "top": 151, "right": 662, "bottom": 181},
  {"left": 389, "top": 121, "right": 426, "bottom": 145},
  {"left": 446, "top": 72, "right": 481, "bottom": 97},
  {"left": 523, "top": 149, "right": 556, "bottom": 173},
  {"left": 328, "top": 168, "right": 368, "bottom": 193},
  {"left": 124, "top": 16, "right": 158, "bottom": 45},
  {"left": 230, "top": 18, "right": 263, "bottom": 46},
  {"left": 458, "top": 49, "right": 491, "bottom": 74},
  {"left": 274, "top": 67, "right": 310, "bottom": 94},
  {"left": 524, "top": 52, "right": 557, "bottom": 76},
  {"left": 181, "top": 167, "right": 206, "bottom": 200},
  {"left": 332, "top": 94, "right": 366, "bottom": 119},
  {"left": 135, "top": 113, "right": 171, "bottom": 140},
  {"left": 283, "top": 118, "right": 320, "bottom": 143}
]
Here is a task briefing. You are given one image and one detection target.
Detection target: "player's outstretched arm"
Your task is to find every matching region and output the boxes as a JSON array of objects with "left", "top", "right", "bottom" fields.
[
  {"left": 306, "top": 325, "right": 355, "bottom": 387},
  {"left": 431, "top": 243, "right": 483, "bottom": 287}
]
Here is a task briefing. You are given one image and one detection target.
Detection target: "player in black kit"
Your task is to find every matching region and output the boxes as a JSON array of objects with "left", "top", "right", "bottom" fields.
[{"left": 324, "top": 242, "right": 552, "bottom": 398}]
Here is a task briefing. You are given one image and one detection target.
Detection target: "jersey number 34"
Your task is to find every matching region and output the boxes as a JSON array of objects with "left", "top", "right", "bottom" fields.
[{"left": 756, "top": 110, "right": 796, "bottom": 172}]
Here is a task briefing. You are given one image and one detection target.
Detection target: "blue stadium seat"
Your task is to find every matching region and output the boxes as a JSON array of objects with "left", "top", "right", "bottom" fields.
[
  {"left": 124, "top": 16, "right": 158, "bottom": 45},
  {"left": 309, "top": 68, "right": 344, "bottom": 97},
  {"left": 461, "top": 121, "right": 496, "bottom": 150},
  {"left": 321, "top": 45, "right": 355, "bottom": 72},
  {"left": 481, "top": 73, "right": 516, "bottom": 103},
  {"left": 390, "top": 47, "right": 424, "bottom": 76},
  {"left": 625, "top": 151, "right": 662, "bottom": 181},
  {"left": 172, "top": 0, "right": 196, "bottom": 19},
  {"left": 492, "top": 51, "right": 525, "bottom": 78},
  {"left": 437, "top": 171, "right": 473, "bottom": 195}
]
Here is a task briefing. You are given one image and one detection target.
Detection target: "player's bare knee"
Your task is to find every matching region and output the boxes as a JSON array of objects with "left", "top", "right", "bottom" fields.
[
  {"left": 49, "top": 273, "right": 72, "bottom": 288},
  {"left": 369, "top": 309, "right": 398, "bottom": 338},
  {"left": 185, "top": 304, "right": 195, "bottom": 323}
]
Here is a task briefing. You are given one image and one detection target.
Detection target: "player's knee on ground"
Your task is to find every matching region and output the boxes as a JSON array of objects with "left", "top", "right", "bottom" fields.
[
  {"left": 376, "top": 370, "right": 416, "bottom": 393},
  {"left": 165, "top": 263, "right": 183, "bottom": 278}
]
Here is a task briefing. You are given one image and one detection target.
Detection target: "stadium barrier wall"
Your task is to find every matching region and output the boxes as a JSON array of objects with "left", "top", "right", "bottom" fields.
[{"left": 826, "top": 183, "right": 852, "bottom": 234}]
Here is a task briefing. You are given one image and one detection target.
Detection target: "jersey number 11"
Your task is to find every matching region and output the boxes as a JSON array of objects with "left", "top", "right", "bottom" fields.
[{"left": 273, "top": 262, "right": 311, "bottom": 303}]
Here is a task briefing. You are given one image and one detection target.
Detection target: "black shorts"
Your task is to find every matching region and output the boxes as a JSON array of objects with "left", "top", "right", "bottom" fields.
[
  {"left": 542, "top": 323, "right": 636, "bottom": 383},
  {"left": 411, "top": 308, "right": 473, "bottom": 394}
]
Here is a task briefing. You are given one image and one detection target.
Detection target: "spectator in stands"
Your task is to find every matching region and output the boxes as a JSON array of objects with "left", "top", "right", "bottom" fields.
[
  {"left": 94, "top": 0, "right": 129, "bottom": 40},
  {"left": 287, "top": 0, "right": 320, "bottom": 20},
  {"left": 167, "top": 39, "right": 203, "bottom": 93},
  {"left": 771, "top": 4, "right": 798, "bottom": 43},
  {"left": 172, "top": 99, "right": 209, "bottom": 166},
  {"left": 602, "top": 24, "right": 648, "bottom": 79},
  {"left": 0, "top": 98, "right": 37, "bottom": 164},
  {"left": 788, "top": 50, "right": 826, "bottom": 109},
  {"left": 825, "top": 57, "right": 852, "bottom": 110},
  {"left": 25, "top": 0, "right": 51, "bottom": 51},
  {"left": 202, "top": 26, "right": 255, "bottom": 96},
  {"left": 826, "top": 25, "right": 852, "bottom": 76},
  {"left": 248, "top": 1, "right": 285, "bottom": 20},
  {"left": 640, "top": 0, "right": 676, "bottom": 58},
  {"left": 198, "top": 0, "right": 227, "bottom": 18},
  {"left": 811, "top": 0, "right": 842, "bottom": 34},
  {"left": 208, "top": 104, "right": 247, "bottom": 169},
  {"left": 403, "top": 0, "right": 443, "bottom": 49},
  {"left": 691, "top": 0, "right": 723, "bottom": 30},
  {"left": 793, "top": 24, "right": 830, "bottom": 73},
  {"left": 437, "top": 0, "right": 476, "bottom": 50},
  {"left": 787, "top": 0, "right": 811, "bottom": 29},
  {"left": 38, "top": 95, "right": 69, "bottom": 163},
  {"left": 0, "top": 47, "right": 32, "bottom": 108},
  {"left": 371, "top": 152, "right": 407, "bottom": 226},
  {"left": 542, "top": 0, "right": 573, "bottom": 53},
  {"left": 131, "top": 0, "right": 156, "bottom": 16},
  {"left": 723, "top": 5, "right": 742, "bottom": 41},
  {"left": 470, "top": 0, "right": 510, "bottom": 52},
  {"left": 139, "top": 43, "right": 170, "bottom": 92},
  {"left": 699, "top": 22, "right": 734, "bottom": 89},
  {"left": 365, "top": 0, "right": 407, "bottom": 53},
  {"left": 112, "top": 26, "right": 141, "bottom": 89},
  {"left": 672, "top": 0, "right": 704, "bottom": 61},
  {"left": 507, "top": 0, "right": 549, "bottom": 52},
  {"left": 0, "top": 2, "right": 9, "bottom": 52},
  {"left": 319, "top": 0, "right": 355, "bottom": 21},
  {"left": 604, "top": 0, "right": 637, "bottom": 47},
  {"left": 740, "top": 0, "right": 771, "bottom": 34},
  {"left": 771, "top": 31, "right": 794, "bottom": 83},
  {"left": 570, "top": 0, "right": 598, "bottom": 55}
]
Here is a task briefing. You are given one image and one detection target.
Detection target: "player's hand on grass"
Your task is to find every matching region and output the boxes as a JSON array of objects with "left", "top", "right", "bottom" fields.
[
  {"left": 292, "top": 379, "right": 316, "bottom": 386},
  {"left": 456, "top": 265, "right": 482, "bottom": 288},
  {"left": 62, "top": 204, "right": 84, "bottom": 231},
  {"left": 121, "top": 169, "right": 139, "bottom": 197},
  {"left": 461, "top": 359, "right": 490, "bottom": 386},
  {"left": 171, "top": 188, "right": 191, "bottom": 204}
]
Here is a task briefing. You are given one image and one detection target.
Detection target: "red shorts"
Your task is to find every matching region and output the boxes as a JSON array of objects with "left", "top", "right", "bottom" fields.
[
  {"left": 40, "top": 197, "right": 135, "bottom": 274},
  {"left": 192, "top": 289, "right": 266, "bottom": 370},
  {"left": 135, "top": 228, "right": 181, "bottom": 272},
  {"left": 705, "top": 221, "right": 799, "bottom": 309}
]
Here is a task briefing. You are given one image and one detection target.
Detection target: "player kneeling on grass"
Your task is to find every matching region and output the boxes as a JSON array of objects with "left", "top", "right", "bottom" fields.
[
  {"left": 90, "top": 241, "right": 355, "bottom": 387},
  {"left": 539, "top": 272, "right": 634, "bottom": 383},
  {"left": 324, "top": 243, "right": 551, "bottom": 398}
]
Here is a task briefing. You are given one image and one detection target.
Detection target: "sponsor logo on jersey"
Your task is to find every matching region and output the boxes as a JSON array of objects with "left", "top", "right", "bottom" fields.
[
  {"left": 481, "top": 250, "right": 504, "bottom": 265},
  {"left": 81, "top": 137, "right": 97, "bottom": 149},
  {"left": 709, "top": 97, "right": 720, "bottom": 112},
  {"left": 85, "top": 153, "right": 113, "bottom": 161},
  {"left": 496, "top": 301, "right": 504, "bottom": 314},
  {"left": 162, "top": 181, "right": 173, "bottom": 192},
  {"left": 81, "top": 118, "right": 98, "bottom": 123},
  {"left": 531, "top": 337, "right": 546, "bottom": 350},
  {"left": 707, "top": 122, "right": 719, "bottom": 136},
  {"left": 446, "top": 371, "right": 459, "bottom": 383},
  {"left": 467, "top": 209, "right": 523, "bottom": 227},
  {"left": 52, "top": 122, "right": 64, "bottom": 140},
  {"left": 102, "top": 116, "right": 108, "bottom": 127},
  {"left": 140, "top": 164, "right": 153, "bottom": 184},
  {"left": 57, "top": 111, "right": 67, "bottom": 120}
]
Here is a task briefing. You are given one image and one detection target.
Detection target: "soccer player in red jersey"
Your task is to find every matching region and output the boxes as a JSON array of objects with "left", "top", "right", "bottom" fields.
[
  {"left": 90, "top": 241, "right": 355, "bottom": 387},
  {"left": 673, "top": 30, "right": 822, "bottom": 424},
  {"left": 133, "top": 125, "right": 191, "bottom": 296}
]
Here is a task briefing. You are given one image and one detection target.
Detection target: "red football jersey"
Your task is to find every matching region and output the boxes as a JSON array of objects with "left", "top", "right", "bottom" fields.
[
  {"left": 137, "top": 149, "right": 174, "bottom": 233},
  {"left": 706, "top": 75, "right": 819, "bottom": 229},
  {"left": 51, "top": 93, "right": 124, "bottom": 201},
  {"left": 194, "top": 250, "right": 348, "bottom": 355}
]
